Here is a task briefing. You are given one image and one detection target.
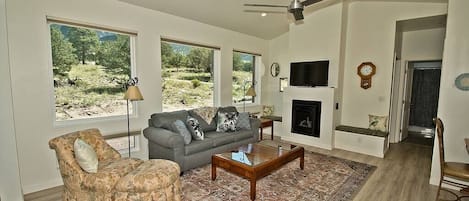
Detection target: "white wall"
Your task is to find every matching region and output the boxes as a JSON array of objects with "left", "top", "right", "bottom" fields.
[
  {"left": 265, "top": 32, "right": 289, "bottom": 116},
  {"left": 6, "top": 0, "right": 268, "bottom": 193},
  {"left": 289, "top": 3, "right": 344, "bottom": 88},
  {"left": 401, "top": 28, "right": 446, "bottom": 61},
  {"left": 340, "top": 1, "right": 447, "bottom": 128},
  {"left": 0, "top": 0, "right": 24, "bottom": 199},
  {"left": 430, "top": 0, "right": 469, "bottom": 185}
]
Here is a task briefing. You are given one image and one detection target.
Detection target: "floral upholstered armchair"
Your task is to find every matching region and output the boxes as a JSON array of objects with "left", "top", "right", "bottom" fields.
[{"left": 49, "top": 128, "right": 182, "bottom": 201}]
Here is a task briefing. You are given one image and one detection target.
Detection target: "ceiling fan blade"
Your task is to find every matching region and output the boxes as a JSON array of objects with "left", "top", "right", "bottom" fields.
[
  {"left": 301, "top": 0, "right": 321, "bottom": 6},
  {"left": 244, "top": 3, "right": 288, "bottom": 8},
  {"left": 244, "top": 10, "right": 286, "bottom": 14}
]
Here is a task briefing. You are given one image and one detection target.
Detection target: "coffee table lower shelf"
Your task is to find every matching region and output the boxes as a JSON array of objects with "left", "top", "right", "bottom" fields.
[{"left": 211, "top": 145, "right": 304, "bottom": 200}]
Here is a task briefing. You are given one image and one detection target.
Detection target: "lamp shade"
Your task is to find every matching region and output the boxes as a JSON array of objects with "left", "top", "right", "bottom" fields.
[
  {"left": 246, "top": 86, "right": 256, "bottom": 97},
  {"left": 124, "top": 86, "right": 144, "bottom": 101}
]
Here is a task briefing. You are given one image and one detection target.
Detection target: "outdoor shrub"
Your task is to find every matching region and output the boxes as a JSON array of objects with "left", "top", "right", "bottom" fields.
[{"left": 191, "top": 79, "right": 201, "bottom": 88}]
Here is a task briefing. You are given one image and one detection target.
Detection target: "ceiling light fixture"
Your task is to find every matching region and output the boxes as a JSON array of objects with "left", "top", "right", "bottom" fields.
[{"left": 261, "top": 12, "right": 267, "bottom": 17}]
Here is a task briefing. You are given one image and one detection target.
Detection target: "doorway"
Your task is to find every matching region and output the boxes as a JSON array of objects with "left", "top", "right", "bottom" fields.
[{"left": 401, "top": 61, "right": 441, "bottom": 146}]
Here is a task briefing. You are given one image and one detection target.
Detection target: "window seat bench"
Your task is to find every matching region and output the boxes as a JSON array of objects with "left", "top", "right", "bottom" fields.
[{"left": 334, "top": 125, "right": 389, "bottom": 158}]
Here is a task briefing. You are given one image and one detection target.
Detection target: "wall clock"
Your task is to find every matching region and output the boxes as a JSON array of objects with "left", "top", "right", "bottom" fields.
[
  {"left": 357, "top": 62, "right": 376, "bottom": 89},
  {"left": 270, "top": 62, "right": 280, "bottom": 77}
]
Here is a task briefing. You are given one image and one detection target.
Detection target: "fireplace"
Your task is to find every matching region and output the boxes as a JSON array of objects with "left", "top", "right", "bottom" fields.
[{"left": 291, "top": 100, "right": 321, "bottom": 137}]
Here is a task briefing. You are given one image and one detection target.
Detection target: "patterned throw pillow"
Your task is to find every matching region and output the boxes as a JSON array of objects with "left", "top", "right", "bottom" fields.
[
  {"left": 74, "top": 138, "right": 98, "bottom": 173},
  {"left": 192, "top": 107, "right": 218, "bottom": 125},
  {"left": 369, "top": 115, "right": 388, "bottom": 132},
  {"left": 236, "top": 112, "right": 251, "bottom": 130},
  {"left": 262, "top": 105, "right": 274, "bottom": 116},
  {"left": 172, "top": 120, "right": 192, "bottom": 145},
  {"left": 186, "top": 116, "right": 204, "bottom": 140},
  {"left": 216, "top": 111, "right": 239, "bottom": 132}
]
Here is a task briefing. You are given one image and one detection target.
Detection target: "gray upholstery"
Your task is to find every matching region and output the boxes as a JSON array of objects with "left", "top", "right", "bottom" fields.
[{"left": 144, "top": 106, "right": 260, "bottom": 172}]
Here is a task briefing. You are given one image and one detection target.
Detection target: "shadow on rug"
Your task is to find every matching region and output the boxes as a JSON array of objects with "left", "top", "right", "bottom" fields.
[{"left": 181, "top": 151, "right": 376, "bottom": 201}]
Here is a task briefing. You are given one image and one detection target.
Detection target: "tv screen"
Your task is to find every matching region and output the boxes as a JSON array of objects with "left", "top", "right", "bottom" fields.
[{"left": 290, "top": 60, "right": 329, "bottom": 87}]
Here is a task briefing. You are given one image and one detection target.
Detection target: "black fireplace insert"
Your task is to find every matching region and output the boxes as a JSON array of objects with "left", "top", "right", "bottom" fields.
[{"left": 291, "top": 100, "right": 321, "bottom": 137}]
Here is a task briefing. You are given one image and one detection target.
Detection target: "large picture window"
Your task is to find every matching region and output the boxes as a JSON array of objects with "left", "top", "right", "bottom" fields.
[
  {"left": 48, "top": 19, "right": 136, "bottom": 122},
  {"left": 161, "top": 39, "right": 218, "bottom": 112},
  {"left": 232, "top": 51, "right": 257, "bottom": 104}
]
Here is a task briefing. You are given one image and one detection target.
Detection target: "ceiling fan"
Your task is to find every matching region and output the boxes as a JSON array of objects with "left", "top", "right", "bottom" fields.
[{"left": 244, "top": 0, "right": 322, "bottom": 21}]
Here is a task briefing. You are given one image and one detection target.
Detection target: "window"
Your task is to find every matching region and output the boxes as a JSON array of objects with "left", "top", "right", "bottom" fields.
[
  {"left": 161, "top": 39, "right": 219, "bottom": 112},
  {"left": 105, "top": 135, "right": 139, "bottom": 154},
  {"left": 232, "top": 51, "right": 257, "bottom": 105},
  {"left": 48, "top": 19, "right": 136, "bottom": 122}
]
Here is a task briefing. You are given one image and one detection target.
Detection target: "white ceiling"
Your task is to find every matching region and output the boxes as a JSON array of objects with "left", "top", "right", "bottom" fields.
[{"left": 119, "top": 0, "right": 448, "bottom": 40}]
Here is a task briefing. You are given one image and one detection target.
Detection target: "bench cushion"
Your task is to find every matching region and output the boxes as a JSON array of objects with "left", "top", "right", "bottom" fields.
[{"left": 336, "top": 125, "right": 388, "bottom": 137}]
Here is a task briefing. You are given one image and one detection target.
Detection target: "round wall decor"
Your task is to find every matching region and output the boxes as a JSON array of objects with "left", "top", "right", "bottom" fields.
[
  {"left": 270, "top": 62, "right": 280, "bottom": 77},
  {"left": 455, "top": 73, "right": 469, "bottom": 91}
]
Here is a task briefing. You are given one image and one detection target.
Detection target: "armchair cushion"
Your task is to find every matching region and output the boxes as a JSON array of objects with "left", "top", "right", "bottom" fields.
[{"left": 82, "top": 158, "right": 143, "bottom": 192}]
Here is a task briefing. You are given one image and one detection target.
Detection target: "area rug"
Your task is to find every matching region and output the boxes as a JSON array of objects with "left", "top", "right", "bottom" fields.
[{"left": 181, "top": 151, "right": 376, "bottom": 201}]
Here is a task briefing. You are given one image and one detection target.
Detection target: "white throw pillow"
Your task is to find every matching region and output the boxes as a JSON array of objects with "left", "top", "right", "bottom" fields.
[{"left": 74, "top": 138, "right": 98, "bottom": 173}]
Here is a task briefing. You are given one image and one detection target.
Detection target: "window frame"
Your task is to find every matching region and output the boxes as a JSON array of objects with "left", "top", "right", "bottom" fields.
[{"left": 46, "top": 17, "right": 139, "bottom": 126}]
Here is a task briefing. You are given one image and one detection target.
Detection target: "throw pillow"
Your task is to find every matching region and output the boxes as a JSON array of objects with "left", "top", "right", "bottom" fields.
[
  {"left": 262, "top": 105, "right": 274, "bottom": 116},
  {"left": 369, "top": 115, "right": 388, "bottom": 132},
  {"left": 192, "top": 107, "right": 218, "bottom": 125},
  {"left": 236, "top": 112, "right": 251, "bottom": 130},
  {"left": 172, "top": 120, "right": 192, "bottom": 144},
  {"left": 186, "top": 116, "right": 204, "bottom": 140},
  {"left": 74, "top": 138, "right": 98, "bottom": 173},
  {"left": 216, "top": 111, "right": 239, "bottom": 132}
]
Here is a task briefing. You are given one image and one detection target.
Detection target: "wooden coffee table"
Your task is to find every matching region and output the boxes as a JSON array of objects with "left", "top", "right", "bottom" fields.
[{"left": 211, "top": 143, "right": 304, "bottom": 200}]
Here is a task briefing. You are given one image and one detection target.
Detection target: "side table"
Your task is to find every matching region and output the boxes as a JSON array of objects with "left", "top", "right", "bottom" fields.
[{"left": 259, "top": 118, "right": 273, "bottom": 140}]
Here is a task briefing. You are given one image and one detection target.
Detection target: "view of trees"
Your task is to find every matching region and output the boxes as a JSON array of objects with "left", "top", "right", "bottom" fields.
[
  {"left": 232, "top": 52, "right": 255, "bottom": 104},
  {"left": 161, "top": 41, "right": 215, "bottom": 111},
  {"left": 50, "top": 23, "right": 132, "bottom": 120}
]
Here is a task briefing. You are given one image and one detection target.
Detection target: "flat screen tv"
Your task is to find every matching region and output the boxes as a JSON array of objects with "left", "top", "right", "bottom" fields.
[{"left": 290, "top": 60, "right": 329, "bottom": 87}]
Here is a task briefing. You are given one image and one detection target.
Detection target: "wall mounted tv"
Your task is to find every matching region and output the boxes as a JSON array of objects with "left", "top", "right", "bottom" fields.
[{"left": 290, "top": 60, "right": 329, "bottom": 87}]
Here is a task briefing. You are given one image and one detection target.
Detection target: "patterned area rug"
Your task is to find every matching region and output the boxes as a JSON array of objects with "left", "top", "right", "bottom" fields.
[{"left": 181, "top": 151, "right": 375, "bottom": 201}]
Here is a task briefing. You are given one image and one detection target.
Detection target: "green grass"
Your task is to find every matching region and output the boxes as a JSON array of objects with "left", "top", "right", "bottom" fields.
[
  {"left": 54, "top": 64, "right": 127, "bottom": 120},
  {"left": 55, "top": 65, "right": 255, "bottom": 117}
]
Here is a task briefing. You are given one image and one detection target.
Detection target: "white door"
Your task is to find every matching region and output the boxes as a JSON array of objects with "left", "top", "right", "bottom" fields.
[{"left": 400, "top": 62, "right": 414, "bottom": 141}]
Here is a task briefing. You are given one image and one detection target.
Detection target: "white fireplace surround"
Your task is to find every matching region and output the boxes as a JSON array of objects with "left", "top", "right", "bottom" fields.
[{"left": 281, "top": 86, "right": 337, "bottom": 150}]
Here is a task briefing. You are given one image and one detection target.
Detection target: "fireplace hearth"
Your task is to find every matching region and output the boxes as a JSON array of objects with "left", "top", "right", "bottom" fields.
[{"left": 291, "top": 100, "right": 321, "bottom": 137}]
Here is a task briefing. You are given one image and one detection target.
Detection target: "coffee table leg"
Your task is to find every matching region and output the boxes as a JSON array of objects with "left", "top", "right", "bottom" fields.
[
  {"left": 300, "top": 151, "right": 304, "bottom": 170},
  {"left": 250, "top": 179, "right": 256, "bottom": 200},
  {"left": 211, "top": 163, "right": 217, "bottom": 180}
]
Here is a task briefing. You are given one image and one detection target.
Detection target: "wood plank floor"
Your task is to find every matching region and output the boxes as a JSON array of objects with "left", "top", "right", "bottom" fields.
[{"left": 25, "top": 138, "right": 448, "bottom": 201}]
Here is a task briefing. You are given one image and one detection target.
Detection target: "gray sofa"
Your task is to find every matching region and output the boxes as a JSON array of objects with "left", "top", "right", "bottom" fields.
[{"left": 143, "top": 106, "right": 260, "bottom": 172}]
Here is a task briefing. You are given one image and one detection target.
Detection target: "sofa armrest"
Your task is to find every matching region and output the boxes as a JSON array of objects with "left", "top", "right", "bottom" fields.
[{"left": 143, "top": 127, "right": 184, "bottom": 149}]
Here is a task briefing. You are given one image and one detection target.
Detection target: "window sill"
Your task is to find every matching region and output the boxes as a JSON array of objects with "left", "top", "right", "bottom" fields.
[{"left": 53, "top": 114, "right": 138, "bottom": 128}]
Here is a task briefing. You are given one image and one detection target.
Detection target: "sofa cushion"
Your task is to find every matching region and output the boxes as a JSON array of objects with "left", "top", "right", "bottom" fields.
[
  {"left": 205, "top": 132, "right": 236, "bottom": 147},
  {"left": 232, "top": 130, "right": 254, "bottom": 141},
  {"left": 150, "top": 110, "right": 189, "bottom": 130},
  {"left": 188, "top": 109, "right": 217, "bottom": 132},
  {"left": 184, "top": 138, "right": 214, "bottom": 155}
]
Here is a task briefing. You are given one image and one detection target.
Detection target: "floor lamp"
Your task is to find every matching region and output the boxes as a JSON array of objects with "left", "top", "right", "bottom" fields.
[
  {"left": 243, "top": 81, "right": 256, "bottom": 112},
  {"left": 124, "top": 78, "right": 143, "bottom": 158}
]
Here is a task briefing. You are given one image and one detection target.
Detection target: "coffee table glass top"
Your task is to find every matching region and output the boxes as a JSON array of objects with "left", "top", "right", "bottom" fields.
[{"left": 216, "top": 143, "right": 294, "bottom": 167}]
